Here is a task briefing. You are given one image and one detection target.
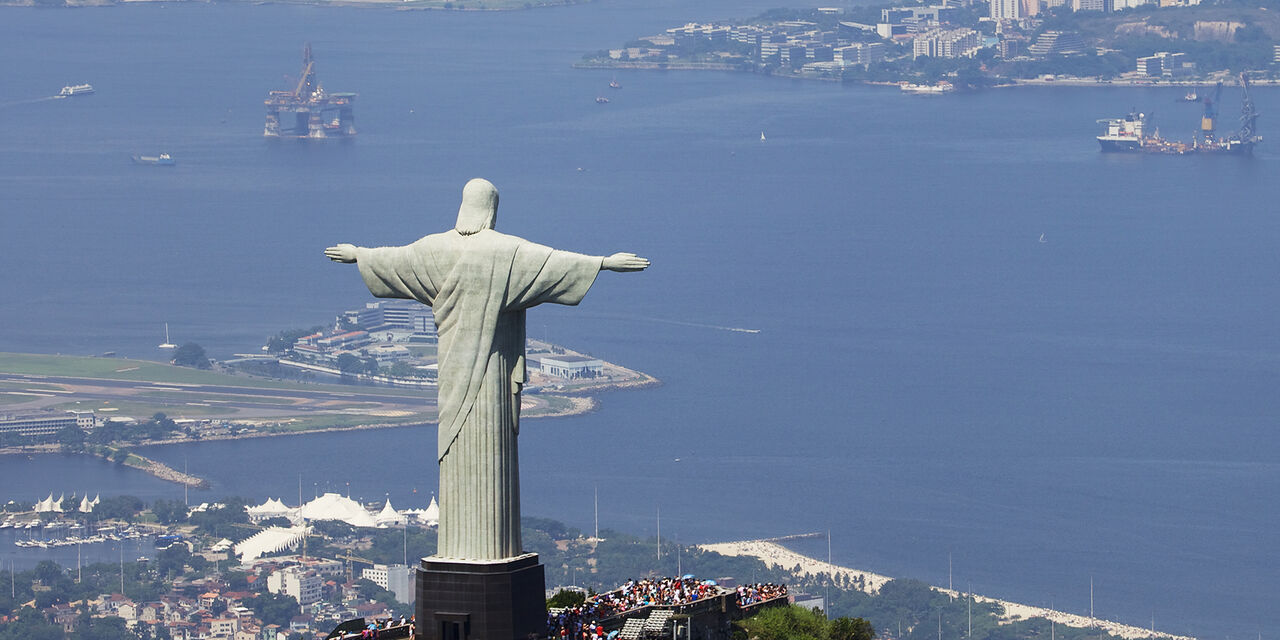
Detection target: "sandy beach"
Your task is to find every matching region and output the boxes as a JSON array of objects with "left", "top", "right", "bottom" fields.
[{"left": 697, "top": 539, "right": 1195, "bottom": 640}]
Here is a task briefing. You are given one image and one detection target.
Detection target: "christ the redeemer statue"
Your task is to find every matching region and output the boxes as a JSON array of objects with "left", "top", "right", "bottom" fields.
[{"left": 325, "top": 178, "right": 648, "bottom": 561}]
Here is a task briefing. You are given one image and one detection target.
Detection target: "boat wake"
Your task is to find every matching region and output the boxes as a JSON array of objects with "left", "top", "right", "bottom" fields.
[
  {"left": 0, "top": 96, "right": 62, "bottom": 108},
  {"left": 633, "top": 316, "right": 761, "bottom": 334}
]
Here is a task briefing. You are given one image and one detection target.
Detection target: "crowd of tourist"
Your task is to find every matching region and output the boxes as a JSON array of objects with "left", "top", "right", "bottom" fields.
[
  {"left": 735, "top": 583, "right": 788, "bottom": 607},
  {"left": 546, "top": 578, "right": 789, "bottom": 639}
]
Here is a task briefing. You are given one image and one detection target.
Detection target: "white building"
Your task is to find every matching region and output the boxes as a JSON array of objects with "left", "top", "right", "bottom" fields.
[
  {"left": 362, "top": 564, "right": 414, "bottom": 605},
  {"left": 990, "top": 0, "right": 1020, "bottom": 20},
  {"left": 913, "top": 28, "right": 981, "bottom": 59},
  {"left": 0, "top": 411, "right": 96, "bottom": 438},
  {"left": 266, "top": 567, "right": 322, "bottom": 606},
  {"left": 835, "top": 42, "right": 886, "bottom": 66},
  {"left": 534, "top": 355, "right": 604, "bottom": 379}
]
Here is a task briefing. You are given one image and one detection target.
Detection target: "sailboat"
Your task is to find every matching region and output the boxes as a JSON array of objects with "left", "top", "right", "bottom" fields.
[
  {"left": 760, "top": 131, "right": 766, "bottom": 142},
  {"left": 158, "top": 323, "right": 177, "bottom": 349}
]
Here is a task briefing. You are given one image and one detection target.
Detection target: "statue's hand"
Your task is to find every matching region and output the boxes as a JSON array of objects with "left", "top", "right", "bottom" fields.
[
  {"left": 603, "top": 252, "right": 650, "bottom": 272},
  {"left": 325, "top": 244, "right": 358, "bottom": 264}
]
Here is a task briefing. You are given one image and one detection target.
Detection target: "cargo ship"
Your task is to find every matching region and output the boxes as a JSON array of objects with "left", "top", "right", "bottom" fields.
[
  {"left": 1097, "top": 73, "right": 1260, "bottom": 156},
  {"left": 58, "top": 84, "right": 94, "bottom": 97}
]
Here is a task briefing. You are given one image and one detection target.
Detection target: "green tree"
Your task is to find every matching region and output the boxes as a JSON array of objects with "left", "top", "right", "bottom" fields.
[
  {"left": 246, "top": 592, "right": 301, "bottom": 628},
  {"left": 355, "top": 578, "right": 411, "bottom": 617},
  {"left": 151, "top": 498, "right": 188, "bottom": 525},
  {"left": 56, "top": 425, "right": 87, "bottom": 452},
  {"left": 738, "top": 605, "right": 828, "bottom": 640},
  {"left": 0, "top": 607, "right": 65, "bottom": 640},
  {"left": 546, "top": 589, "right": 586, "bottom": 609},
  {"left": 336, "top": 353, "right": 364, "bottom": 374},
  {"left": 71, "top": 616, "right": 135, "bottom": 640},
  {"left": 95, "top": 495, "right": 144, "bottom": 521},
  {"left": 828, "top": 617, "right": 875, "bottom": 640},
  {"left": 172, "top": 343, "right": 211, "bottom": 369}
]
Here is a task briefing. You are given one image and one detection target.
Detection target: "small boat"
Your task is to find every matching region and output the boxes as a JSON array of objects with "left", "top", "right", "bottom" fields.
[
  {"left": 158, "top": 323, "right": 177, "bottom": 349},
  {"left": 59, "top": 84, "right": 95, "bottom": 97},
  {"left": 595, "top": 96, "right": 609, "bottom": 104},
  {"left": 132, "top": 153, "right": 176, "bottom": 166},
  {"left": 1179, "top": 90, "right": 1198, "bottom": 102},
  {"left": 609, "top": 77, "right": 621, "bottom": 89},
  {"left": 760, "top": 131, "right": 766, "bottom": 142}
]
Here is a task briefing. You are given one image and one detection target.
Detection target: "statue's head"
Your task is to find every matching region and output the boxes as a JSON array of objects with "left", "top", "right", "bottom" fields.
[{"left": 456, "top": 178, "right": 498, "bottom": 235}]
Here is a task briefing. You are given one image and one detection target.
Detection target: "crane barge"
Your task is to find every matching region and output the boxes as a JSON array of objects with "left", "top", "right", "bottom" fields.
[
  {"left": 264, "top": 44, "right": 357, "bottom": 139},
  {"left": 1096, "top": 73, "right": 1260, "bottom": 155}
]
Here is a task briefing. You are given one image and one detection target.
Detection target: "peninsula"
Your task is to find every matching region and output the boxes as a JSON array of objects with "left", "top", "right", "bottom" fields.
[{"left": 0, "top": 345, "right": 656, "bottom": 487}]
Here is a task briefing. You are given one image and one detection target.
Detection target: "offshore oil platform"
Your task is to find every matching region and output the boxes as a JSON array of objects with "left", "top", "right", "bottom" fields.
[
  {"left": 1096, "top": 72, "right": 1260, "bottom": 155},
  {"left": 264, "top": 44, "right": 357, "bottom": 139}
]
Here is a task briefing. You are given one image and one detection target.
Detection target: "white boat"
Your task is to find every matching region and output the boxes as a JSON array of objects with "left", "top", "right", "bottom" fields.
[
  {"left": 159, "top": 323, "right": 177, "bottom": 349},
  {"left": 900, "top": 82, "right": 955, "bottom": 95},
  {"left": 132, "top": 153, "right": 176, "bottom": 167},
  {"left": 760, "top": 131, "right": 766, "bottom": 142},
  {"left": 59, "top": 84, "right": 95, "bottom": 97}
]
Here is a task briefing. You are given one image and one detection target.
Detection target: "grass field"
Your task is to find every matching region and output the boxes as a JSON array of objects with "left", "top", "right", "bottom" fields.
[
  {"left": 49, "top": 400, "right": 240, "bottom": 417},
  {"left": 0, "top": 392, "right": 37, "bottom": 406},
  {"left": 0, "top": 353, "right": 429, "bottom": 399},
  {"left": 263, "top": 412, "right": 433, "bottom": 431}
]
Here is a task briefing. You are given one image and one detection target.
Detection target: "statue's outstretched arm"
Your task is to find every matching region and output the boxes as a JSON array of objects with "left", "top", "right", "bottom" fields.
[
  {"left": 324, "top": 244, "right": 359, "bottom": 264},
  {"left": 602, "top": 252, "right": 650, "bottom": 273}
]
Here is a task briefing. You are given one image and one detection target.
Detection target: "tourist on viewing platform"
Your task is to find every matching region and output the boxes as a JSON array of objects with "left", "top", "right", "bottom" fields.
[{"left": 547, "top": 578, "right": 787, "bottom": 639}]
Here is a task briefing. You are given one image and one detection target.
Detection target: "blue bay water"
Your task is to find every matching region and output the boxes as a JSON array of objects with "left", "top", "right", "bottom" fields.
[{"left": 1, "top": 3, "right": 1278, "bottom": 638}]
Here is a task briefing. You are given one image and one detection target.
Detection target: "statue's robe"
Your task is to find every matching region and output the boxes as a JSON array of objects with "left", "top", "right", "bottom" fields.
[{"left": 355, "top": 229, "right": 601, "bottom": 560}]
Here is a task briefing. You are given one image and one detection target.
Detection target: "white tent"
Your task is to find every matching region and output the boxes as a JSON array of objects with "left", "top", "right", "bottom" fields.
[
  {"left": 421, "top": 496, "right": 439, "bottom": 527},
  {"left": 234, "top": 526, "right": 309, "bottom": 562},
  {"left": 297, "top": 492, "right": 378, "bottom": 528},
  {"left": 375, "top": 499, "right": 406, "bottom": 527},
  {"left": 78, "top": 495, "right": 93, "bottom": 513},
  {"left": 247, "top": 497, "right": 294, "bottom": 522},
  {"left": 34, "top": 493, "right": 57, "bottom": 513}
]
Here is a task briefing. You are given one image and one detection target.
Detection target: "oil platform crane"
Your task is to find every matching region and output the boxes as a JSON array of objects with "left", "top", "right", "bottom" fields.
[
  {"left": 263, "top": 43, "right": 357, "bottom": 139},
  {"left": 1198, "top": 81, "right": 1223, "bottom": 146}
]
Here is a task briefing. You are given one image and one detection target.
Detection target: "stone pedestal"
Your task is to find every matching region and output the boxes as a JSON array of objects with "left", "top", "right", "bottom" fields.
[{"left": 415, "top": 553, "right": 546, "bottom": 640}]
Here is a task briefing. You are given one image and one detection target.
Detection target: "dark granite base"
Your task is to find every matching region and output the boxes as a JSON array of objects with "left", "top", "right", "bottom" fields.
[{"left": 415, "top": 554, "right": 546, "bottom": 640}]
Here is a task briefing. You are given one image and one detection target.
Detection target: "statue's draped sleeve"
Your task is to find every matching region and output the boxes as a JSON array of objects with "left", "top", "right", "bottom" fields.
[
  {"left": 354, "top": 240, "right": 439, "bottom": 304},
  {"left": 504, "top": 242, "right": 602, "bottom": 311}
]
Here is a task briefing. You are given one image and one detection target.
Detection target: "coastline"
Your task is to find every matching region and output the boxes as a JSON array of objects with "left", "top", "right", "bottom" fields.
[
  {"left": 0, "top": 351, "right": 658, "bottom": 488},
  {"left": 576, "top": 60, "right": 1280, "bottom": 89},
  {"left": 697, "top": 539, "right": 1195, "bottom": 640}
]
